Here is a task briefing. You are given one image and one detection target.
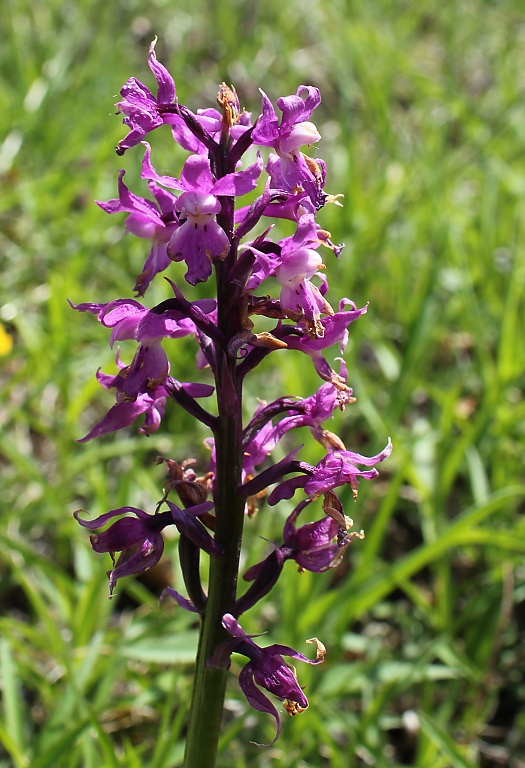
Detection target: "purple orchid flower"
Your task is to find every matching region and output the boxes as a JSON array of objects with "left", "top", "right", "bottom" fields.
[
  {"left": 141, "top": 143, "right": 263, "bottom": 284},
  {"left": 76, "top": 54, "right": 394, "bottom": 756},
  {"left": 116, "top": 38, "right": 175, "bottom": 154},
  {"left": 276, "top": 212, "right": 334, "bottom": 336},
  {"left": 259, "top": 363, "right": 353, "bottom": 453},
  {"left": 74, "top": 506, "right": 174, "bottom": 595},
  {"left": 235, "top": 495, "right": 361, "bottom": 615},
  {"left": 116, "top": 38, "right": 204, "bottom": 155},
  {"left": 268, "top": 438, "right": 393, "bottom": 504},
  {"left": 96, "top": 170, "right": 178, "bottom": 295},
  {"left": 244, "top": 498, "right": 362, "bottom": 583},
  {"left": 75, "top": 499, "right": 216, "bottom": 596},
  {"left": 78, "top": 362, "right": 213, "bottom": 441},
  {"left": 284, "top": 504, "right": 360, "bottom": 573},
  {"left": 208, "top": 613, "right": 325, "bottom": 746},
  {"left": 252, "top": 86, "right": 321, "bottom": 163},
  {"left": 70, "top": 297, "right": 213, "bottom": 399},
  {"left": 236, "top": 362, "right": 351, "bottom": 492},
  {"left": 284, "top": 298, "right": 369, "bottom": 389},
  {"left": 252, "top": 86, "right": 327, "bottom": 209},
  {"left": 240, "top": 212, "right": 334, "bottom": 337},
  {"left": 304, "top": 438, "right": 393, "bottom": 497}
]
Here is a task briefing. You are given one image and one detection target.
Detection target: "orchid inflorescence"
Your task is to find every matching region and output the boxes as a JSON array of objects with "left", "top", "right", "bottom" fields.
[{"left": 74, "top": 39, "right": 391, "bottom": 751}]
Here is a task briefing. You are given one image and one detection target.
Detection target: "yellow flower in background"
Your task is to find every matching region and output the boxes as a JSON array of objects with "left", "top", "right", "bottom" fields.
[{"left": 0, "top": 324, "right": 13, "bottom": 355}]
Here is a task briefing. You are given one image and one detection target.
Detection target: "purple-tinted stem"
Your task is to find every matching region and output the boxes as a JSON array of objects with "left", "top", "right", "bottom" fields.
[{"left": 183, "top": 143, "right": 247, "bottom": 768}]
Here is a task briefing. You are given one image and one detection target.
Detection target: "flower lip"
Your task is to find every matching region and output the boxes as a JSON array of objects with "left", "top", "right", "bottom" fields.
[
  {"left": 176, "top": 190, "right": 221, "bottom": 218},
  {"left": 278, "top": 121, "right": 321, "bottom": 155},
  {"left": 207, "top": 614, "right": 324, "bottom": 746}
]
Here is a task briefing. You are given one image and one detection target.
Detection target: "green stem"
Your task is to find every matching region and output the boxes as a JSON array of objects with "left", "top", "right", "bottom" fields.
[{"left": 183, "top": 260, "right": 245, "bottom": 768}]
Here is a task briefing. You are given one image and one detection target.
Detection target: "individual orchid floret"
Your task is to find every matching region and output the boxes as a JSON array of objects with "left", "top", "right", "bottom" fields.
[
  {"left": 237, "top": 362, "right": 352, "bottom": 491},
  {"left": 97, "top": 170, "right": 178, "bottom": 295},
  {"left": 284, "top": 299, "right": 369, "bottom": 389},
  {"left": 74, "top": 506, "right": 174, "bottom": 595},
  {"left": 252, "top": 86, "right": 327, "bottom": 209},
  {"left": 240, "top": 213, "right": 334, "bottom": 337},
  {"left": 304, "top": 438, "right": 393, "bottom": 498},
  {"left": 208, "top": 614, "right": 325, "bottom": 746},
  {"left": 268, "top": 438, "right": 393, "bottom": 505},
  {"left": 258, "top": 363, "right": 354, "bottom": 454},
  {"left": 277, "top": 242, "right": 332, "bottom": 339},
  {"left": 78, "top": 363, "right": 213, "bottom": 442},
  {"left": 252, "top": 86, "right": 321, "bottom": 158},
  {"left": 70, "top": 297, "right": 206, "bottom": 399},
  {"left": 116, "top": 38, "right": 178, "bottom": 155},
  {"left": 279, "top": 495, "right": 362, "bottom": 571},
  {"left": 243, "top": 496, "right": 363, "bottom": 588},
  {"left": 141, "top": 144, "right": 263, "bottom": 284},
  {"left": 236, "top": 495, "right": 360, "bottom": 614},
  {"left": 116, "top": 38, "right": 209, "bottom": 156}
]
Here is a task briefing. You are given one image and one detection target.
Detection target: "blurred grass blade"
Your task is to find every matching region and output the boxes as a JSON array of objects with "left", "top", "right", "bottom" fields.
[
  {"left": 418, "top": 711, "right": 473, "bottom": 768},
  {"left": 31, "top": 719, "right": 90, "bottom": 768},
  {"left": 0, "top": 638, "right": 26, "bottom": 763}
]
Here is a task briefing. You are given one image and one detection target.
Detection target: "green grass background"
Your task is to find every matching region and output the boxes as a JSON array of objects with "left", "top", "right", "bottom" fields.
[{"left": 1, "top": 0, "right": 525, "bottom": 765}]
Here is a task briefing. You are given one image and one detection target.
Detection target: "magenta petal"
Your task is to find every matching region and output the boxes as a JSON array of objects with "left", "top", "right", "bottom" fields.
[
  {"left": 222, "top": 613, "right": 247, "bottom": 639},
  {"left": 88, "top": 516, "right": 157, "bottom": 553},
  {"left": 68, "top": 300, "right": 107, "bottom": 316},
  {"left": 239, "top": 664, "right": 282, "bottom": 747},
  {"left": 182, "top": 382, "right": 214, "bottom": 398},
  {"left": 140, "top": 142, "right": 184, "bottom": 190},
  {"left": 77, "top": 399, "right": 150, "bottom": 442},
  {"left": 179, "top": 154, "right": 214, "bottom": 192},
  {"left": 100, "top": 299, "right": 146, "bottom": 329},
  {"left": 211, "top": 156, "right": 264, "bottom": 197},
  {"left": 168, "top": 220, "right": 226, "bottom": 284},
  {"left": 264, "top": 643, "right": 322, "bottom": 667},
  {"left": 267, "top": 475, "right": 308, "bottom": 505},
  {"left": 147, "top": 38, "right": 175, "bottom": 104},
  {"left": 74, "top": 506, "right": 147, "bottom": 531},
  {"left": 303, "top": 439, "right": 392, "bottom": 495},
  {"left": 134, "top": 243, "right": 173, "bottom": 296},
  {"left": 108, "top": 536, "right": 164, "bottom": 594},
  {"left": 252, "top": 89, "right": 280, "bottom": 146},
  {"left": 277, "top": 86, "right": 321, "bottom": 132},
  {"left": 123, "top": 343, "right": 168, "bottom": 396}
]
